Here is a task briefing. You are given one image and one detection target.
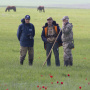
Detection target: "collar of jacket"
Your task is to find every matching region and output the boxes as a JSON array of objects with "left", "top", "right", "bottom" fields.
[
  {"left": 43, "top": 21, "right": 58, "bottom": 28},
  {"left": 65, "top": 22, "right": 69, "bottom": 26}
]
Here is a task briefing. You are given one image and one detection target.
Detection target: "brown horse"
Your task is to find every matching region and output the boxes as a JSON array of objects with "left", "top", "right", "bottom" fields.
[
  {"left": 37, "top": 6, "right": 45, "bottom": 12},
  {"left": 5, "top": 6, "right": 16, "bottom": 12}
]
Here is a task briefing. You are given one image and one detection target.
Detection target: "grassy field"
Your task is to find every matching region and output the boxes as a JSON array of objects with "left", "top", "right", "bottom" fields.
[{"left": 0, "top": 7, "right": 90, "bottom": 90}]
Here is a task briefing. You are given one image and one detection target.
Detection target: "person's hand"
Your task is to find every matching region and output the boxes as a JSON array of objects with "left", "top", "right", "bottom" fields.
[
  {"left": 47, "top": 38, "right": 55, "bottom": 43},
  {"left": 47, "top": 38, "right": 50, "bottom": 42}
]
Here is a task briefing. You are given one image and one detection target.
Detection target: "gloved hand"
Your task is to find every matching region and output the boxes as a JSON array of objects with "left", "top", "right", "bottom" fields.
[{"left": 47, "top": 38, "right": 55, "bottom": 43}]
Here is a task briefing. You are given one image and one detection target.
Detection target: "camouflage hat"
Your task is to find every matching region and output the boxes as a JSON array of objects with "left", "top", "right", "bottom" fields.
[
  {"left": 47, "top": 17, "right": 53, "bottom": 20},
  {"left": 62, "top": 16, "right": 69, "bottom": 20}
]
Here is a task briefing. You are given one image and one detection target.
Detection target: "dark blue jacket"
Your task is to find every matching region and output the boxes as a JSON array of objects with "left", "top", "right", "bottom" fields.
[
  {"left": 17, "top": 18, "right": 35, "bottom": 47},
  {"left": 41, "top": 21, "right": 62, "bottom": 49}
]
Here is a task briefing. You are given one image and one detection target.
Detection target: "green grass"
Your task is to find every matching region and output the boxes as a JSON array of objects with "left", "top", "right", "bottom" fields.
[{"left": 0, "top": 7, "right": 90, "bottom": 90}]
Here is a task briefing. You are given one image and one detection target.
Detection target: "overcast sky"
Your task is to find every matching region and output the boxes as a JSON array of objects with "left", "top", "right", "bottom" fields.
[{"left": 0, "top": 0, "right": 90, "bottom": 6}]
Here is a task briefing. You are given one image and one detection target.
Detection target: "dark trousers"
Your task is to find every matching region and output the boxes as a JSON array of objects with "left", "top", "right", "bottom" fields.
[{"left": 46, "top": 42, "right": 60, "bottom": 66}]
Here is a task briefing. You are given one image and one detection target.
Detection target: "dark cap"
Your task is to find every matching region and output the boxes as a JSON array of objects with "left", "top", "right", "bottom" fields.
[
  {"left": 25, "top": 15, "right": 30, "bottom": 20},
  {"left": 47, "top": 17, "right": 53, "bottom": 20},
  {"left": 62, "top": 16, "right": 69, "bottom": 20}
]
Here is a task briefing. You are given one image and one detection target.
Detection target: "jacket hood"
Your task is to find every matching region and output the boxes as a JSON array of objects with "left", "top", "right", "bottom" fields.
[
  {"left": 21, "top": 18, "right": 25, "bottom": 24},
  {"left": 43, "top": 21, "right": 59, "bottom": 28}
]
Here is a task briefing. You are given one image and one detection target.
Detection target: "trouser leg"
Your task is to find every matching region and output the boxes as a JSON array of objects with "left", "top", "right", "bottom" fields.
[
  {"left": 69, "top": 54, "right": 73, "bottom": 66},
  {"left": 63, "top": 43, "right": 73, "bottom": 66},
  {"left": 20, "top": 46, "right": 27, "bottom": 65},
  {"left": 46, "top": 43, "right": 52, "bottom": 66},
  {"left": 53, "top": 42, "right": 60, "bottom": 66},
  {"left": 28, "top": 47, "right": 34, "bottom": 65}
]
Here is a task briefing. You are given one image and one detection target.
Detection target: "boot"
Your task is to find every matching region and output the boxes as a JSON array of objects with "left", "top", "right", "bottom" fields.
[
  {"left": 20, "top": 55, "right": 26, "bottom": 65},
  {"left": 29, "top": 59, "right": 33, "bottom": 66},
  {"left": 64, "top": 61, "right": 69, "bottom": 66},
  {"left": 20, "top": 60, "right": 23, "bottom": 65},
  {"left": 69, "top": 61, "right": 73, "bottom": 66}
]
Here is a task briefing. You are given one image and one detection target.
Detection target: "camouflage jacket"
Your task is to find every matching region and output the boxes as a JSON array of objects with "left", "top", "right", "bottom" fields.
[{"left": 62, "top": 22, "right": 73, "bottom": 42}]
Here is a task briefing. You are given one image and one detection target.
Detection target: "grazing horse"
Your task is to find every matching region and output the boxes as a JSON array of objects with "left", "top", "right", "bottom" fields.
[
  {"left": 5, "top": 6, "right": 16, "bottom": 12},
  {"left": 37, "top": 6, "right": 45, "bottom": 12}
]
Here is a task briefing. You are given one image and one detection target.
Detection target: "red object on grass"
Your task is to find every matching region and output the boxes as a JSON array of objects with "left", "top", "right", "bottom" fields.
[
  {"left": 68, "top": 74, "right": 70, "bottom": 76},
  {"left": 51, "top": 82, "right": 53, "bottom": 84},
  {"left": 85, "top": 78, "right": 87, "bottom": 80},
  {"left": 37, "top": 85, "right": 39, "bottom": 88},
  {"left": 84, "top": 57, "right": 86, "bottom": 59},
  {"left": 88, "top": 82, "right": 90, "bottom": 85},
  {"left": 45, "top": 87, "right": 47, "bottom": 89},
  {"left": 79, "top": 86, "right": 81, "bottom": 89},
  {"left": 49, "top": 74, "right": 51, "bottom": 76},
  {"left": 41, "top": 75, "right": 43, "bottom": 77},
  {"left": 50, "top": 75, "right": 53, "bottom": 78},
  {"left": 61, "top": 82, "right": 63, "bottom": 84},
  {"left": 6, "top": 89, "right": 8, "bottom": 90},
  {"left": 57, "top": 81, "right": 59, "bottom": 83},
  {"left": 39, "top": 87, "right": 41, "bottom": 90},
  {"left": 42, "top": 86, "right": 45, "bottom": 88}
]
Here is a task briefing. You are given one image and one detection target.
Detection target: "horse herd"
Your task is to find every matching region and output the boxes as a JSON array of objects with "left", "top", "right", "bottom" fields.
[{"left": 5, "top": 6, "right": 45, "bottom": 12}]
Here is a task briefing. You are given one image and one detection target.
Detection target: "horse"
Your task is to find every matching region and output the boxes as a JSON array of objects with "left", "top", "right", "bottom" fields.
[
  {"left": 5, "top": 6, "right": 16, "bottom": 12},
  {"left": 37, "top": 6, "right": 45, "bottom": 12}
]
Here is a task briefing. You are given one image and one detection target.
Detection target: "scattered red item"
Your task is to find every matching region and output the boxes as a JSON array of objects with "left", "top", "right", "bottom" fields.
[
  {"left": 84, "top": 57, "right": 86, "bottom": 59},
  {"left": 85, "top": 78, "right": 87, "bottom": 80},
  {"left": 39, "top": 87, "right": 41, "bottom": 90},
  {"left": 45, "top": 87, "right": 47, "bottom": 89},
  {"left": 6, "top": 89, "right": 8, "bottom": 90},
  {"left": 57, "top": 81, "right": 59, "bottom": 83},
  {"left": 88, "top": 82, "right": 90, "bottom": 85},
  {"left": 61, "top": 82, "right": 63, "bottom": 84},
  {"left": 37, "top": 85, "right": 39, "bottom": 88},
  {"left": 79, "top": 86, "right": 81, "bottom": 89},
  {"left": 41, "top": 75, "right": 43, "bottom": 77},
  {"left": 42, "top": 86, "right": 45, "bottom": 88},
  {"left": 68, "top": 74, "right": 70, "bottom": 76},
  {"left": 49, "top": 74, "right": 51, "bottom": 76},
  {"left": 51, "top": 82, "right": 53, "bottom": 84},
  {"left": 50, "top": 75, "right": 53, "bottom": 78}
]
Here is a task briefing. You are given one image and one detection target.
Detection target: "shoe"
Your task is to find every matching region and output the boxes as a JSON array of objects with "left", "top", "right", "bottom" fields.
[
  {"left": 29, "top": 59, "right": 33, "bottom": 66},
  {"left": 20, "top": 60, "right": 23, "bottom": 65},
  {"left": 69, "top": 61, "right": 73, "bottom": 66},
  {"left": 29, "top": 63, "right": 32, "bottom": 66},
  {"left": 64, "top": 61, "right": 69, "bottom": 66}
]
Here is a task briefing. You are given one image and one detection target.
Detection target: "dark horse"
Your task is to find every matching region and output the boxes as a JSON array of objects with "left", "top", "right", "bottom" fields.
[
  {"left": 5, "top": 6, "right": 16, "bottom": 12},
  {"left": 37, "top": 6, "right": 45, "bottom": 12}
]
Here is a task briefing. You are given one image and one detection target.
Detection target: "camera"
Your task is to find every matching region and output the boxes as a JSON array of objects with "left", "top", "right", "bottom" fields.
[{"left": 27, "top": 33, "right": 33, "bottom": 39}]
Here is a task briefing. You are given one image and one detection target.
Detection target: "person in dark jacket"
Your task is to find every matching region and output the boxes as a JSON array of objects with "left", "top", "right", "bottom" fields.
[
  {"left": 17, "top": 15, "right": 35, "bottom": 65},
  {"left": 41, "top": 17, "right": 62, "bottom": 66}
]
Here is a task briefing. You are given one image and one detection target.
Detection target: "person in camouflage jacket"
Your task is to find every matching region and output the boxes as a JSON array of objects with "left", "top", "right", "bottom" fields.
[{"left": 62, "top": 16, "right": 74, "bottom": 66}]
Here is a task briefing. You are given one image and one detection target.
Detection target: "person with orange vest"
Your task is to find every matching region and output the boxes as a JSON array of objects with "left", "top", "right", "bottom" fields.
[{"left": 41, "top": 17, "right": 62, "bottom": 66}]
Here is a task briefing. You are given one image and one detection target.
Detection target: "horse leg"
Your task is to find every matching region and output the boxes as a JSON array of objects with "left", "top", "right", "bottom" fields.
[
  {"left": 43, "top": 9, "right": 45, "bottom": 12},
  {"left": 13, "top": 9, "right": 14, "bottom": 12},
  {"left": 5, "top": 9, "right": 7, "bottom": 12}
]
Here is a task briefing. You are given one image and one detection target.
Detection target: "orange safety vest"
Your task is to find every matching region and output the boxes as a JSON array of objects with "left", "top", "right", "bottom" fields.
[{"left": 44, "top": 26, "right": 58, "bottom": 37}]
